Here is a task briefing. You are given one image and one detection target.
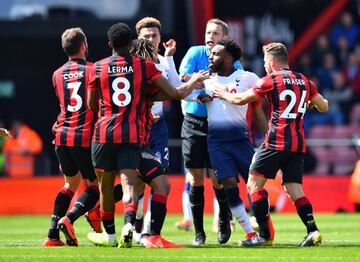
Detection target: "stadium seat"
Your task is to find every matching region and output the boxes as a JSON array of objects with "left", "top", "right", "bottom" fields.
[
  {"left": 310, "top": 147, "right": 333, "bottom": 174},
  {"left": 308, "top": 125, "right": 333, "bottom": 139},
  {"left": 350, "top": 103, "right": 360, "bottom": 127},
  {"left": 331, "top": 146, "right": 358, "bottom": 175},
  {"left": 331, "top": 125, "right": 354, "bottom": 139}
]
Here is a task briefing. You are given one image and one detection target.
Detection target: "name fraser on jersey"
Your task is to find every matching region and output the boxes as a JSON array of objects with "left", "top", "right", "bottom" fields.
[
  {"left": 283, "top": 78, "right": 305, "bottom": 85},
  {"left": 108, "top": 66, "right": 134, "bottom": 74}
]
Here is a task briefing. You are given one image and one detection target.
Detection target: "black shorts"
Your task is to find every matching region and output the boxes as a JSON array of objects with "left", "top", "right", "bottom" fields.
[
  {"left": 138, "top": 147, "right": 166, "bottom": 185},
  {"left": 91, "top": 143, "right": 141, "bottom": 172},
  {"left": 249, "top": 144, "right": 305, "bottom": 184},
  {"left": 55, "top": 146, "right": 97, "bottom": 181},
  {"left": 181, "top": 113, "right": 212, "bottom": 169}
]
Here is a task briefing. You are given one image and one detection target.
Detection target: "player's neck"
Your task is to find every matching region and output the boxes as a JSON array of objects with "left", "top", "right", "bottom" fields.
[
  {"left": 69, "top": 55, "right": 85, "bottom": 61},
  {"left": 217, "top": 66, "right": 235, "bottom": 77},
  {"left": 113, "top": 47, "right": 130, "bottom": 56}
]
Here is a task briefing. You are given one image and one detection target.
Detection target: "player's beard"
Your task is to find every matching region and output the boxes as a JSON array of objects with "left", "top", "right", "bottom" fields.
[{"left": 209, "top": 61, "right": 223, "bottom": 74}]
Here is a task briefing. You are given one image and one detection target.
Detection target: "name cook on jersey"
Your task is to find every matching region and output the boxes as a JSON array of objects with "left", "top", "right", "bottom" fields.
[{"left": 63, "top": 71, "right": 84, "bottom": 80}]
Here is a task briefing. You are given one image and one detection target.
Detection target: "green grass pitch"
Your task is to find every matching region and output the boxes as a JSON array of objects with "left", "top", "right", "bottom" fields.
[{"left": 0, "top": 214, "right": 359, "bottom": 261}]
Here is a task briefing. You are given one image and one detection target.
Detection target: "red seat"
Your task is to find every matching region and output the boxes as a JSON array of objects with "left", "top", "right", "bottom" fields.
[
  {"left": 331, "top": 125, "right": 353, "bottom": 139},
  {"left": 331, "top": 146, "right": 359, "bottom": 175},
  {"left": 350, "top": 103, "right": 360, "bottom": 127},
  {"left": 308, "top": 125, "right": 333, "bottom": 139},
  {"left": 310, "top": 147, "right": 333, "bottom": 174}
]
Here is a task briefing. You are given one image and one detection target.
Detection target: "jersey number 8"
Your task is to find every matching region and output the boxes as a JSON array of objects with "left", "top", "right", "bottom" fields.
[{"left": 112, "top": 77, "right": 132, "bottom": 107}]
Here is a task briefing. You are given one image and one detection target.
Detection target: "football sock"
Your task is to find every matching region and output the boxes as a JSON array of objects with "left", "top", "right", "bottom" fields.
[
  {"left": 247, "top": 193, "right": 255, "bottom": 217},
  {"left": 100, "top": 210, "right": 115, "bottom": 234},
  {"left": 224, "top": 187, "right": 253, "bottom": 234},
  {"left": 136, "top": 193, "right": 144, "bottom": 220},
  {"left": 250, "top": 189, "right": 271, "bottom": 240},
  {"left": 114, "top": 184, "right": 123, "bottom": 203},
  {"left": 66, "top": 186, "right": 99, "bottom": 224},
  {"left": 295, "top": 196, "right": 318, "bottom": 233},
  {"left": 183, "top": 182, "right": 193, "bottom": 221},
  {"left": 142, "top": 193, "right": 152, "bottom": 235},
  {"left": 189, "top": 185, "right": 205, "bottom": 234},
  {"left": 214, "top": 187, "right": 231, "bottom": 221},
  {"left": 48, "top": 187, "right": 74, "bottom": 239},
  {"left": 150, "top": 193, "right": 167, "bottom": 236},
  {"left": 124, "top": 203, "right": 137, "bottom": 225}
]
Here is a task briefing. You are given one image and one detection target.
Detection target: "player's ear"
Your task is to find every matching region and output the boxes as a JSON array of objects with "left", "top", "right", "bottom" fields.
[{"left": 108, "top": 41, "right": 112, "bottom": 49}]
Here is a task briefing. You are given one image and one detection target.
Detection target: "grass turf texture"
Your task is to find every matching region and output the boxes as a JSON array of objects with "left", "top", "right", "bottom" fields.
[{"left": 0, "top": 214, "right": 359, "bottom": 261}]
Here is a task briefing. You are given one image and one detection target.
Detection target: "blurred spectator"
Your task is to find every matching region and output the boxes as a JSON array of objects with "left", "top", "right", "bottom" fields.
[
  {"left": 342, "top": 51, "right": 360, "bottom": 103},
  {"left": 3, "top": 120, "right": 42, "bottom": 178},
  {"left": 315, "top": 52, "right": 339, "bottom": 92},
  {"left": 330, "top": 11, "right": 360, "bottom": 50},
  {"left": 336, "top": 36, "right": 351, "bottom": 66},
  {"left": 308, "top": 72, "right": 351, "bottom": 126},
  {"left": 310, "top": 34, "right": 332, "bottom": 68},
  {"left": 295, "top": 53, "right": 313, "bottom": 77}
]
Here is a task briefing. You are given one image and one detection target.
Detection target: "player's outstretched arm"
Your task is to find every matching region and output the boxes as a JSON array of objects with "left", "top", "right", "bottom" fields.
[
  {"left": 213, "top": 86, "right": 259, "bottom": 105},
  {"left": 310, "top": 93, "right": 329, "bottom": 113},
  {"left": 151, "top": 71, "right": 209, "bottom": 101}
]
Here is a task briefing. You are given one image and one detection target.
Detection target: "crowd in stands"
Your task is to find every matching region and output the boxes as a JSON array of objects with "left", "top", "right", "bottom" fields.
[{"left": 294, "top": 11, "right": 360, "bottom": 175}]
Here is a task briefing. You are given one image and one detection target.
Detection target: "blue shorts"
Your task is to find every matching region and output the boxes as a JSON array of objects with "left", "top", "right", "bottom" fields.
[
  {"left": 149, "top": 117, "right": 169, "bottom": 170},
  {"left": 208, "top": 139, "right": 255, "bottom": 183}
]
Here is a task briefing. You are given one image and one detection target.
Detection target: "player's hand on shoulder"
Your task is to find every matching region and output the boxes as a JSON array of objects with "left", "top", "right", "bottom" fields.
[{"left": 164, "top": 39, "right": 176, "bottom": 57}]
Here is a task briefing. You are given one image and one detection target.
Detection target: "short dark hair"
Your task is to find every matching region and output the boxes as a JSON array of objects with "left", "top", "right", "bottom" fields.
[
  {"left": 135, "top": 17, "right": 162, "bottom": 36},
  {"left": 217, "top": 39, "right": 242, "bottom": 61},
  {"left": 263, "top": 42, "right": 288, "bottom": 64},
  {"left": 131, "top": 39, "right": 156, "bottom": 61},
  {"left": 61, "top": 27, "right": 86, "bottom": 56},
  {"left": 107, "top": 23, "right": 131, "bottom": 49}
]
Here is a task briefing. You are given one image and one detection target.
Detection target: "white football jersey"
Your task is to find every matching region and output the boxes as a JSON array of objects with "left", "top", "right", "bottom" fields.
[
  {"left": 204, "top": 69, "right": 259, "bottom": 142},
  {"left": 151, "top": 55, "right": 182, "bottom": 116}
]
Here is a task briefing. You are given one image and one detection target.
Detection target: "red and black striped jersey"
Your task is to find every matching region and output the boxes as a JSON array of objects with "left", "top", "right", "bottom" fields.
[
  {"left": 89, "top": 54, "right": 162, "bottom": 144},
  {"left": 139, "top": 84, "right": 161, "bottom": 146},
  {"left": 253, "top": 69, "right": 318, "bottom": 153},
  {"left": 52, "top": 59, "right": 96, "bottom": 147}
]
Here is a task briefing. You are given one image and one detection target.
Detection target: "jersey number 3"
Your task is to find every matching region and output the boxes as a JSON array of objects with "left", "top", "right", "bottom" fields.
[
  {"left": 280, "top": 90, "right": 307, "bottom": 119},
  {"left": 67, "top": 82, "right": 82, "bottom": 112}
]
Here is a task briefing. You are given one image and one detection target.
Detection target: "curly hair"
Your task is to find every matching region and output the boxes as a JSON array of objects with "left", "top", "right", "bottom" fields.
[
  {"left": 130, "top": 39, "right": 157, "bottom": 61},
  {"left": 107, "top": 23, "right": 131, "bottom": 49},
  {"left": 217, "top": 39, "right": 242, "bottom": 61}
]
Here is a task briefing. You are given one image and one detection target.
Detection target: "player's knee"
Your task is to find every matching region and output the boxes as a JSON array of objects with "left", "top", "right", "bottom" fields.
[{"left": 188, "top": 169, "right": 204, "bottom": 185}]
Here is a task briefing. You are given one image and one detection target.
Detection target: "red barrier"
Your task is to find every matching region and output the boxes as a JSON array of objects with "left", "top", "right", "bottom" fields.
[{"left": 0, "top": 175, "right": 354, "bottom": 215}]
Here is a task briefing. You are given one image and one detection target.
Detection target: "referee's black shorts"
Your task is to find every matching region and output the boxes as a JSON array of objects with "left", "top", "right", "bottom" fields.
[{"left": 181, "top": 113, "right": 212, "bottom": 169}]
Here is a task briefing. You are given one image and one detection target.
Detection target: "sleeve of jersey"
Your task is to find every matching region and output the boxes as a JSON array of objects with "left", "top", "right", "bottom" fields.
[
  {"left": 146, "top": 61, "right": 163, "bottom": 82},
  {"left": 166, "top": 56, "right": 182, "bottom": 87},
  {"left": 179, "top": 47, "right": 197, "bottom": 75},
  {"left": 88, "top": 64, "right": 98, "bottom": 92},
  {"left": 252, "top": 76, "right": 273, "bottom": 97},
  {"left": 308, "top": 80, "right": 319, "bottom": 99}
]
